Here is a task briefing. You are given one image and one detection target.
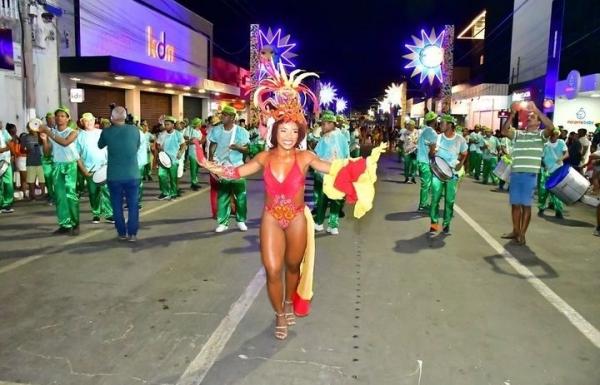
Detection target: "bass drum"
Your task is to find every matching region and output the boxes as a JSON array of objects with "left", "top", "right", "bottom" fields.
[
  {"left": 545, "top": 165, "right": 590, "bottom": 205},
  {"left": 430, "top": 156, "right": 453, "bottom": 181}
]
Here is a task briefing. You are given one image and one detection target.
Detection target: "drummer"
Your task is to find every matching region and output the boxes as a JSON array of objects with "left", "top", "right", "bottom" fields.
[
  {"left": 500, "top": 101, "right": 555, "bottom": 245},
  {"left": 156, "top": 116, "right": 185, "bottom": 200},
  {"left": 416, "top": 111, "right": 439, "bottom": 212},
  {"left": 399, "top": 119, "right": 419, "bottom": 184},
  {"left": 43, "top": 112, "right": 56, "bottom": 204},
  {"left": 497, "top": 131, "right": 513, "bottom": 192},
  {"left": 76, "top": 112, "right": 113, "bottom": 224},
  {"left": 186, "top": 117, "right": 204, "bottom": 191},
  {"left": 481, "top": 126, "right": 500, "bottom": 185},
  {"left": 538, "top": 128, "right": 568, "bottom": 219},
  {"left": 429, "top": 114, "right": 468, "bottom": 234},
  {"left": 0, "top": 123, "right": 14, "bottom": 213}
]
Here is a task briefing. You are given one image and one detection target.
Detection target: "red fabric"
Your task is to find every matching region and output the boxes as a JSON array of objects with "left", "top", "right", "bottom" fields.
[
  {"left": 292, "top": 291, "right": 311, "bottom": 317},
  {"left": 333, "top": 158, "right": 367, "bottom": 204},
  {"left": 263, "top": 159, "right": 304, "bottom": 198}
]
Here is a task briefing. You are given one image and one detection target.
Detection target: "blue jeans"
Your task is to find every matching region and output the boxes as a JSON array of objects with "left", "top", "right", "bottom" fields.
[{"left": 107, "top": 179, "right": 140, "bottom": 237}]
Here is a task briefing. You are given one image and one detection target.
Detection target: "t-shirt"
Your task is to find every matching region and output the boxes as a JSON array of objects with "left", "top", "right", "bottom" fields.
[
  {"left": 22, "top": 134, "right": 43, "bottom": 166},
  {"left": 98, "top": 124, "right": 140, "bottom": 181},
  {"left": 468, "top": 132, "right": 484, "bottom": 153},
  {"left": 187, "top": 129, "right": 203, "bottom": 160},
  {"left": 0, "top": 131, "right": 11, "bottom": 163},
  {"left": 435, "top": 133, "right": 468, "bottom": 170},
  {"left": 137, "top": 130, "right": 151, "bottom": 167},
  {"left": 482, "top": 135, "right": 500, "bottom": 160},
  {"left": 500, "top": 137, "right": 512, "bottom": 155},
  {"left": 76, "top": 129, "right": 107, "bottom": 170},
  {"left": 400, "top": 128, "right": 419, "bottom": 154},
  {"left": 50, "top": 127, "right": 79, "bottom": 163},
  {"left": 416, "top": 126, "right": 438, "bottom": 163},
  {"left": 157, "top": 130, "right": 185, "bottom": 161},
  {"left": 314, "top": 129, "right": 350, "bottom": 162},
  {"left": 207, "top": 125, "right": 250, "bottom": 167},
  {"left": 579, "top": 136, "right": 591, "bottom": 166},
  {"left": 510, "top": 128, "right": 546, "bottom": 174},
  {"left": 567, "top": 139, "right": 582, "bottom": 167},
  {"left": 542, "top": 139, "right": 567, "bottom": 174}
]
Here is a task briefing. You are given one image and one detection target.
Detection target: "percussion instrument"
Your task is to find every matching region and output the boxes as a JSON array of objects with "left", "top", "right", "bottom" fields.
[
  {"left": 430, "top": 156, "right": 454, "bottom": 181},
  {"left": 158, "top": 151, "right": 172, "bottom": 168},
  {"left": 28, "top": 118, "right": 42, "bottom": 132},
  {"left": 545, "top": 164, "right": 590, "bottom": 205},
  {"left": 177, "top": 155, "right": 184, "bottom": 178},
  {"left": 92, "top": 164, "right": 108, "bottom": 185},
  {"left": 493, "top": 159, "right": 512, "bottom": 182}
]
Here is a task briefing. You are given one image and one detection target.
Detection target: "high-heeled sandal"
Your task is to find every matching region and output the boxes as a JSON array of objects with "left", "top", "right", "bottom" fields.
[
  {"left": 274, "top": 313, "right": 288, "bottom": 340},
  {"left": 283, "top": 300, "right": 296, "bottom": 326}
]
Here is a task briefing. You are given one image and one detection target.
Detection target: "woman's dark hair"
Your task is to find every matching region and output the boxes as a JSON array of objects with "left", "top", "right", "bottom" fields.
[
  {"left": 6, "top": 123, "right": 17, "bottom": 133},
  {"left": 270, "top": 119, "right": 307, "bottom": 149}
]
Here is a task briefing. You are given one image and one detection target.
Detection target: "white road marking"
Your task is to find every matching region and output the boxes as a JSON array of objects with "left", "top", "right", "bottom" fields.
[
  {"left": 0, "top": 188, "right": 209, "bottom": 275},
  {"left": 0, "top": 381, "right": 32, "bottom": 385},
  {"left": 455, "top": 204, "right": 600, "bottom": 349},
  {"left": 176, "top": 268, "right": 266, "bottom": 385}
]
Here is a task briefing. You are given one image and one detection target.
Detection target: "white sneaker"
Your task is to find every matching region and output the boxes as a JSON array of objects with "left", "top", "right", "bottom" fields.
[
  {"left": 327, "top": 227, "right": 339, "bottom": 235},
  {"left": 314, "top": 224, "right": 324, "bottom": 232},
  {"left": 237, "top": 222, "right": 248, "bottom": 231},
  {"left": 215, "top": 224, "right": 228, "bottom": 233}
]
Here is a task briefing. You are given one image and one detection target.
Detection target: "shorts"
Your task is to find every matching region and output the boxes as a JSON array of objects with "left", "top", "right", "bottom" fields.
[
  {"left": 15, "top": 156, "right": 27, "bottom": 172},
  {"left": 26, "top": 165, "right": 45, "bottom": 184},
  {"left": 509, "top": 172, "right": 537, "bottom": 206}
]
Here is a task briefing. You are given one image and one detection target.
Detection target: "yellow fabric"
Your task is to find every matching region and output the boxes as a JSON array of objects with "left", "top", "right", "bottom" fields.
[
  {"left": 296, "top": 206, "right": 315, "bottom": 300},
  {"left": 323, "top": 143, "right": 386, "bottom": 218}
]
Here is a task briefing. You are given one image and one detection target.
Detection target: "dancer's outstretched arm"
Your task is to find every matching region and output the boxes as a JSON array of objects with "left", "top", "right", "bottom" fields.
[{"left": 193, "top": 139, "right": 265, "bottom": 179}]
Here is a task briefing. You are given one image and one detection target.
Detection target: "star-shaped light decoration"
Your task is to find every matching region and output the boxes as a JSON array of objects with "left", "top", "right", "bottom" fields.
[
  {"left": 378, "top": 97, "right": 391, "bottom": 114},
  {"left": 259, "top": 27, "right": 298, "bottom": 70},
  {"left": 403, "top": 28, "right": 445, "bottom": 84},
  {"left": 335, "top": 97, "right": 348, "bottom": 114},
  {"left": 319, "top": 82, "right": 337, "bottom": 107},
  {"left": 385, "top": 83, "right": 403, "bottom": 106}
]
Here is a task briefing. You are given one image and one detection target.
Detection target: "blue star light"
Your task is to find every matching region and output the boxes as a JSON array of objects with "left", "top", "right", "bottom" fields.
[
  {"left": 259, "top": 27, "right": 298, "bottom": 69},
  {"left": 403, "top": 29, "right": 445, "bottom": 84}
]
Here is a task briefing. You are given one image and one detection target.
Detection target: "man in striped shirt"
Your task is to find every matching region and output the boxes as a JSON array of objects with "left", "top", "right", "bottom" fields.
[{"left": 500, "top": 101, "right": 555, "bottom": 245}]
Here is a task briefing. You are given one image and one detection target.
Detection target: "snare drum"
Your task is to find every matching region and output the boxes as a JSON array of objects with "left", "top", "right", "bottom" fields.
[
  {"left": 177, "top": 156, "right": 184, "bottom": 178},
  {"left": 430, "top": 156, "right": 454, "bottom": 181},
  {"left": 493, "top": 159, "right": 512, "bottom": 182},
  {"left": 158, "top": 151, "right": 172, "bottom": 168},
  {"left": 545, "top": 164, "right": 590, "bottom": 205},
  {"left": 0, "top": 160, "right": 9, "bottom": 177},
  {"left": 27, "top": 118, "right": 42, "bottom": 132},
  {"left": 92, "top": 164, "right": 108, "bottom": 185}
]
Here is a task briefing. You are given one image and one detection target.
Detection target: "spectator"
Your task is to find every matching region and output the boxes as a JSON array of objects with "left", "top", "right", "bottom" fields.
[
  {"left": 579, "top": 128, "right": 591, "bottom": 173},
  {"left": 7, "top": 123, "right": 27, "bottom": 198},
  {"left": 22, "top": 119, "right": 46, "bottom": 200},
  {"left": 567, "top": 131, "right": 582, "bottom": 171}
]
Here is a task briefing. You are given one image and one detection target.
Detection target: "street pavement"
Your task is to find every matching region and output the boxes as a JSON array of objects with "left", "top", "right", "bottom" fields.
[{"left": 0, "top": 152, "right": 598, "bottom": 385}]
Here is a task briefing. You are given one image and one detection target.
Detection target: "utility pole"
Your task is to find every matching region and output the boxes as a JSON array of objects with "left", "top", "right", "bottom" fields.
[{"left": 18, "top": 0, "right": 36, "bottom": 120}]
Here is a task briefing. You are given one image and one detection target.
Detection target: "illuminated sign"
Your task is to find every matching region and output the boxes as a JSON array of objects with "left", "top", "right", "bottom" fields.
[
  {"left": 404, "top": 28, "right": 445, "bottom": 84},
  {"left": 512, "top": 90, "right": 531, "bottom": 101},
  {"left": 564, "top": 70, "right": 581, "bottom": 100},
  {"left": 147, "top": 26, "right": 175, "bottom": 63},
  {"left": 70, "top": 88, "right": 85, "bottom": 103}
]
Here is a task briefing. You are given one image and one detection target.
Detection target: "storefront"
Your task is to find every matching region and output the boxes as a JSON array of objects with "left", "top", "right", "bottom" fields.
[
  {"left": 56, "top": 0, "right": 235, "bottom": 123},
  {"left": 451, "top": 83, "right": 509, "bottom": 131},
  {"left": 553, "top": 71, "right": 600, "bottom": 133}
]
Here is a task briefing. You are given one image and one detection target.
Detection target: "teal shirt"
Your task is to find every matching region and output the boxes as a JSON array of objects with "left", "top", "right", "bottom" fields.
[
  {"left": 136, "top": 130, "right": 151, "bottom": 167},
  {"left": 51, "top": 127, "right": 79, "bottom": 163},
  {"left": 187, "top": 129, "right": 203, "bottom": 160},
  {"left": 468, "top": 132, "right": 484, "bottom": 153},
  {"left": 98, "top": 124, "right": 140, "bottom": 181},
  {"left": 0, "top": 131, "right": 11, "bottom": 162},
  {"left": 417, "top": 126, "right": 438, "bottom": 163},
  {"left": 435, "top": 133, "right": 468, "bottom": 170},
  {"left": 208, "top": 125, "right": 250, "bottom": 167},
  {"left": 482, "top": 135, "right": 500, "bottom": 160},
  {"left": 76, "top": 129, "right": 106, "bottom": 170},
  {"left": 157, "top": 130, "right": 184, "bottom": 161},
  {"left": 542, "top": 139, "right": 567, "bottom": 174},
  {"left": 314, "top": 129, "right": 350, "bottom": 162}
]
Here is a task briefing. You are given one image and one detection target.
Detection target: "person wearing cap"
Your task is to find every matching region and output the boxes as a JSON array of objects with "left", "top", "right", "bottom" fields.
[
  {"left": 416, "top": 111, "right": 439, "bottom": 212},
  {"left": 156, "top": 116, "right": 185, "bottom": 200},
  {"left": 76, "top": 113, "right": 113, "bottom": 224},
  {"left": 337, "top": 115, "right": 351, "bottom": 148},
  {"left": 98, "top": 106, "right": 141, "bottom": 242},
  {"left": 538, "top": 128, "right": 568, "bottom": 219},
  {"left": 500, "top": 101, "right": 554, "bottom": 245},
  {"left": 468, "top": 124, "right": 484, "bottom": 179},
  {"left": 208, "top": 105, "right": 250, "bottom": 232},
  {"left": 349, "top": 122, "right": 361, "bottom": 158},
  {"left": 480, "top": 126, "right": 500, "bottom": 185},
  {"left": 42, "top": 112, "right": 56, "bottom": 203},
  {"left": 313, "top": 110, "right": 350, "bottom": 234},
  {"left": 399, "top": 119, "right": 419, "bottom": 183},
  {"left": 429, "top": 115, "right": 468, "bottom": 234},
  {"left": 136, "top": 119, "right": 154, "bottom": 207},
  {"left": 186, "top": 117, "right": 204, "bottom": 191},
  {"left": 40, "top": 106, "right": 81, "bottom": 235},
  {"left": 0, "top": 122, "right": 14, "bottom": 213},
  {"left": 497, "top": 130, "right": 513, "bottom": 192},
  {"left": 21, "top": 119, "right": 46, "bottom": 201}
]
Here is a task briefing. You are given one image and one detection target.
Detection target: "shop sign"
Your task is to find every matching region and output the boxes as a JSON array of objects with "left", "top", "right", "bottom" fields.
[
  {"left": 512, "top": 90, "right": 531, "bottom": 101},
  {"left": 498, "top": 109, "right": 510, "bottom": 119},
  {"left": 69, "top": 88, "right": 85, "bottom": 103},
  {"left": 146, "top": 26, "right": 175, "bottom": 63},
  {"left": 566, "top": 107, "right": 594, "bottom": 127},
  {"left": 564, "top": 70, "right": 581, "bottom": 100}
]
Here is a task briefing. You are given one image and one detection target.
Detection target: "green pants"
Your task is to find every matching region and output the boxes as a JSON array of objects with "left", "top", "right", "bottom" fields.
[
  {"left": 77, "top": 169, "right": 86, "bottom": 196},
  {"left": 53, "top": 162, "right": 79, "bottom": 228},
  {"left": 314, "top": 173, "right": 343, "bottom": 228},
  {"left": 217, "top": 178, "right": 247, "bottom": 225},
  {"left": 397, "top": 148, "right": 404, "bottom": 162},
  {"left": 469, "top": 152, "right": 482, "bottom": 178},
  {"left": 538, "top": 169, "right": 563, "bottom": 214},
  {"left": 404, "top": 152, "right": 417, "bottom": 179},
  {"left": 0, "top": 165, "right": 14, "bottom": 208},
  {"left": 138, "top": 166, "right": 146, "bottom": 204},
  {"left": 430, "top": 176, "right": 458, "bottom": 227},
  {"left": 482, "top": 157, "right": 498, "bottom": 185},
  {"left": 143, "top": 156, "right": 152, "bottom": 180},
  {"left": 85, "top": 176, "right": 112, "bottom": 218},
  {"left": 188, "top": 154, "right": 199, "bottom": 186},
  {"left": 418, "top": 161, "right": 433, "bottom": 210},
  {"left": 158, "top": 162, "right": 179, "bottom": 198},
  {"left": 42, "top": 158, "right": 54, "bottom": 201}
]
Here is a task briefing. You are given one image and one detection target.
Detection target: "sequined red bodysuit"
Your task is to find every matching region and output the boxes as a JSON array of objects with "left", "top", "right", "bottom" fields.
[{"left": 264, "top": 154, "right": 305, "bottom": 229}]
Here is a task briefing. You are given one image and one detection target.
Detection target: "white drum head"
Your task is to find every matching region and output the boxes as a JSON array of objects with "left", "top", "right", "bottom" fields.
[
  {"left": 434, "top": 156, "right": 453, "bottom": 175},
  {"left": 177, "top": 156, "right": 184, "bottom": 178},
  {"left": 158, "top": 151, "right": 172, "bottom": 168},
  {"left": 92, "top": 165, "right": 107, "bottom": 184},
  {"left": 28, "top": 118, "right": 42, "bottom": 132}
]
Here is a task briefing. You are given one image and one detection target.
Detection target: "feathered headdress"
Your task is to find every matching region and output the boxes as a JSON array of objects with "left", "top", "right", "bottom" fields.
[{"left": 252, "top": 59, "right": 320, "bottom": 126}]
